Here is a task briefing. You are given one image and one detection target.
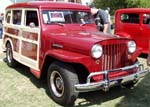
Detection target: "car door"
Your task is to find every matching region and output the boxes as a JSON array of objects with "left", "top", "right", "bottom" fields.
[
  {"left": 20, "top": 9, "right": 40, "bottom": 70},
  {"left": 4, "top": 9, "right": 23, "bottom": 61},
  {"left": 140, "top": 13, "right": 150, "bottom": 53},
  {"left": 120, "top": 13, "right": 141, "bottom": 43}
]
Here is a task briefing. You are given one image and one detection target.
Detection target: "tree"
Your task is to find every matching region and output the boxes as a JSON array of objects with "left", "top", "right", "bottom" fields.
[
  {"left": 126, "top": 0, "right": 150, "bottom": 8},
  {"left": 93, "top": 0, "right": 127, "bottom": 15},
  {"left": 93, "top": 0, "right": 150, "bottom": 15}
]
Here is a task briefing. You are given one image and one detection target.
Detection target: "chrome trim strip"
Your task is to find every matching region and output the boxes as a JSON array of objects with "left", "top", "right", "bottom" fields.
[{"left": 52, "top": 43, "right": 63, "bottom": 48}]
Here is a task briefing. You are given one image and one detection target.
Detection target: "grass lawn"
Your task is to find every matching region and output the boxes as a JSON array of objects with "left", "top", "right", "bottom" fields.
[{"left": 0, "top": 53, "right": 150, "bottom": 107}]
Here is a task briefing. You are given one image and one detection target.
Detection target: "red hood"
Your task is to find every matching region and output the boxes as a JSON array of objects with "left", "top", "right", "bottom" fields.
[{"left": 49, "top": 30, "right": 120, "bottom": 55}]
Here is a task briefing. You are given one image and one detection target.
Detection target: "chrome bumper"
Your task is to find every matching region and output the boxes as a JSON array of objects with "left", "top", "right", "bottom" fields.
[{"left": 75, "top": 63, "right": 149, "bottom": 92}]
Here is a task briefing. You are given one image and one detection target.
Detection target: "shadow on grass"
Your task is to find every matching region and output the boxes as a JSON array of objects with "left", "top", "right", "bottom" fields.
[
  {"left": 76, "top": 86, "right": 124, "bottom": 106},
  {"left": 3, "top": 57, "right": 48, "bottom": 89},
  {"left": 139, "top": 53, "right": 148, "bottom": 59},
  {"left": 75, "top": 74, "right": 150, "bottom": 107},
  {"left": 115, "top": 74, "right": 150, "bottom": 107},
  {"left": 2, "top": 57, "right": 150, "bottom": 107}
]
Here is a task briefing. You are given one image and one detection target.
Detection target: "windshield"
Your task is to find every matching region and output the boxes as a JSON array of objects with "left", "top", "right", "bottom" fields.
[{"left": 42, "top": 10, "right": 94, "bottom": 24}]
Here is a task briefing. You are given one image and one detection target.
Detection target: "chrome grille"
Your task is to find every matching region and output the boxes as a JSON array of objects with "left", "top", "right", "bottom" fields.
[{"left": 102, "top": 43, "right": 127, "bottom": 71}]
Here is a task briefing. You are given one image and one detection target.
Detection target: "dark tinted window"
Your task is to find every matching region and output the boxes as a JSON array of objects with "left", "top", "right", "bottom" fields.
[
  {"left": 121, "top": 13, "right": 139, "bottom": 24},
  {"left": 25, "top": 11, "right": 39, "bottom": 27},
  {"left": 143, "top": 14, "right": 150, "bottom": 24},
  {"left": 12, "top": 10, "right": 22, "bottom": 25}
]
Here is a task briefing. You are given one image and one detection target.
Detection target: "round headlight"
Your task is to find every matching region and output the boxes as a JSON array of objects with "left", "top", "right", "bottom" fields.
[
  {"left": 128, "top": 41, "right": 136, "bottom": 53},
  {"left": 91, "top": 44, "right": 103, "bottom": 59}
]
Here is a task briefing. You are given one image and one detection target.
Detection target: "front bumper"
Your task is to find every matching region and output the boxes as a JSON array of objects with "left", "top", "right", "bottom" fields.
[{"left": 75, "top": 63, "right": 149, "bottom": 92}]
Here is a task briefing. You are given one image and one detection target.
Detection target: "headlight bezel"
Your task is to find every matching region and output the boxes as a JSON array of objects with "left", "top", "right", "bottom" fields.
[
  {"left": 91, "top": 44, "right": 103, "bottom": 59},
  {"left": 128, "top": 41, "right": 136, "bottom": 54}
]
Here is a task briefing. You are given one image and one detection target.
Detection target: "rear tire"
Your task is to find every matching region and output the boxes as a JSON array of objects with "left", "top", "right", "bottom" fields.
[
  {"left": 6, "top": 43, "right": 18, "bottom": 67},
  {"left": 47, "top": 62, "right": 79, "bottom": 106}
]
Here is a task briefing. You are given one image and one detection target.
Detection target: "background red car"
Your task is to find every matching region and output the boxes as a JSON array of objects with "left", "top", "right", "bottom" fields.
[{"left": 115, "top": 8, "right": 150, "bottom": 54}]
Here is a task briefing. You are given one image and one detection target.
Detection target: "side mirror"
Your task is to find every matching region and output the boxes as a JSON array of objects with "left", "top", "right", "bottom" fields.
[
  {"left": 149, "top": 21, "right": 150, "bottom": 25},
  {"left": 29, "top": 22, "right": 35, "bottom": 28}
]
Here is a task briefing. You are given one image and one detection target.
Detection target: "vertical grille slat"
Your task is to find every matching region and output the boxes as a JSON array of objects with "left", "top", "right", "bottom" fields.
[
  {"left": 112, "top": 44, "right": 115, "bottom": 69},
  {"left": 110, "top": 44, "right": 112, "bottom": 70},
  {"left": 107, "top": 45, "right": 110, "bottom": 70},
  {"left": 117, "top": 44, "right": 119, "bottom": 67},
  {"left": 102, "top": 43, "right": 127, "bottom": 71},
  {"left": 119, "top": 44, "right": 121, "bottom": 65},
  {"left": 105, "top": 45, "right": 107, "bottom": 70},
  {"left": 114, "top": 44, "right": 117, "bottom": 68}
]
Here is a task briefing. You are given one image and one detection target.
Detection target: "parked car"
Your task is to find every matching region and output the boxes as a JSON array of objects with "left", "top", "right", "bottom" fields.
[
  {"left": 115, "top": 8, "right": 150, "bottom": 54},
  {"left": 2, "top": 2, "right": 149, "bottom": 106}
]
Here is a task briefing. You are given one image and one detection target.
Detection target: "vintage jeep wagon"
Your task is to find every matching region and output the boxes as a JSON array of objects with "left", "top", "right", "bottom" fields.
[
  {"left": 115, "top": 8, "right": 150, "bottom": 54},
  {"left": 2, "top": 2, "right": 149, "bottom": 106}
]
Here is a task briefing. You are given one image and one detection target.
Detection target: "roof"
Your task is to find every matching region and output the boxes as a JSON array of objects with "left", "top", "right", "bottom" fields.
[
  {"left": 6, "top": 1, "right": 90, "bottom": 10},
  {"left": 116, "top": 8, "right": 150, "bottom": 13}
]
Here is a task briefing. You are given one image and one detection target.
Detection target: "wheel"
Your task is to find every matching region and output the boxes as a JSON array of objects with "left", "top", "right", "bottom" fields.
[
  {"left": 6, "top": 43, "right": 18, "bottom": 67},
  {"left": 47, "top": 62, "right": 79, "bottom": 106}
]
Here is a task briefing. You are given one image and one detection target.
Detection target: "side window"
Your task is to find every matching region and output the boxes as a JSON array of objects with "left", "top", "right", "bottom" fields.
[
  {"left": 143, "top": 14, "right": 150, "bottom": 24},
  {"left": 5, "top": 11, "right": 11, "bottom": 23},
  {"left": 25, "top": 10, "right": 39, "bottom": 27},
  {"left": 121, "top": 13, "right": 139, "bottom": 24},
  {"left": 12, "top": 10, "right": 22, "bottom": 25}
]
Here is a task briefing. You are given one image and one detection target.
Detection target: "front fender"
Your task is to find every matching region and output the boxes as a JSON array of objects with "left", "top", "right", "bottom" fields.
[
  {"left": 44, "top": 49, "right": 94, "bottom": 71},
  {"left": 131, "top": 47, "right": 142, "bottom": 62}
]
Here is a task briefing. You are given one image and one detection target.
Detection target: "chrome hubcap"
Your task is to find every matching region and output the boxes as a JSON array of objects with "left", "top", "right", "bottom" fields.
[
  {"left": 55, "top": 77, "right": 63, "bottom": 90},
  {"left": 50, "top": 71, "right": 64, "bottom": 97}
]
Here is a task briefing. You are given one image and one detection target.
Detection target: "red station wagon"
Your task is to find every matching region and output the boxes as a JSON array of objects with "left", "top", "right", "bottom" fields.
[
  {"left": 2, "top": 2, "right": 149, "bottom": 106},
  {"left": 115, "top": 8, "right": 150, "bottom": 54}
]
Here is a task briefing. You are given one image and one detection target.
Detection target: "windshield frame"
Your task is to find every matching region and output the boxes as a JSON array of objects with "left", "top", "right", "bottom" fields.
[{"left": 42, "top": 10, "right": 95, "bottom": 25}]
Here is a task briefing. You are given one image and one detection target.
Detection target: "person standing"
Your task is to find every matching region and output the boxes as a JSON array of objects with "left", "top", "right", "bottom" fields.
[
  {"left": 90, "top": 5, "right": 112, "bottom": 34},
  {"left": 105, "top": 7, "right": 112, "bottom": 25},
  {"left": 0, "top": 13, "right": 4, "bottom": 39}
]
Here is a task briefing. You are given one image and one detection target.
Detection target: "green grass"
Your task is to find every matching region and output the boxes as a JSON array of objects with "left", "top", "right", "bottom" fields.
[{"left": 0, "top": 53, "right": 150, "bottom": 107}]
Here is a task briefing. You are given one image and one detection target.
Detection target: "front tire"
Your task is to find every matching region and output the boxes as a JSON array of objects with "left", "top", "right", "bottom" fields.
[{"left": 47, "top": 62, "right": 79, "bottom": 106}]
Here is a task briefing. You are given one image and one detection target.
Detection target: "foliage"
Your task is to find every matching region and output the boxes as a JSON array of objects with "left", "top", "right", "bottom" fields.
[
  {"left": 126, "top": 0, "right": 150, "bottom": 8},
  {"left": 93, "top": 0, "right": 127, "bottom": 15},
  {"left": 93, "top": 0, "right": 150, "bottom": 15},
  {"left": 126, "top": 0, "right": 141, "bottom": 8}
]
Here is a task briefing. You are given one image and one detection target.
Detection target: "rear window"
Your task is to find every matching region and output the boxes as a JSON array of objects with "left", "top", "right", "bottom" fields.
[{"left": 121, "top": 13, "right": 139, "bottom": 24}]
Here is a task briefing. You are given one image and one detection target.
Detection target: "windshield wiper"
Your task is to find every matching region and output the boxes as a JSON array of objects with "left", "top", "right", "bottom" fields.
[
  {"left": 52, "top": 22, "right": 65, "bottom": 26},
  {"left": 45, "top": 21, "right": 65, "bottom": 26},
  {"left": 80, "top": 22, "right": 91, "bottom": 26}
]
